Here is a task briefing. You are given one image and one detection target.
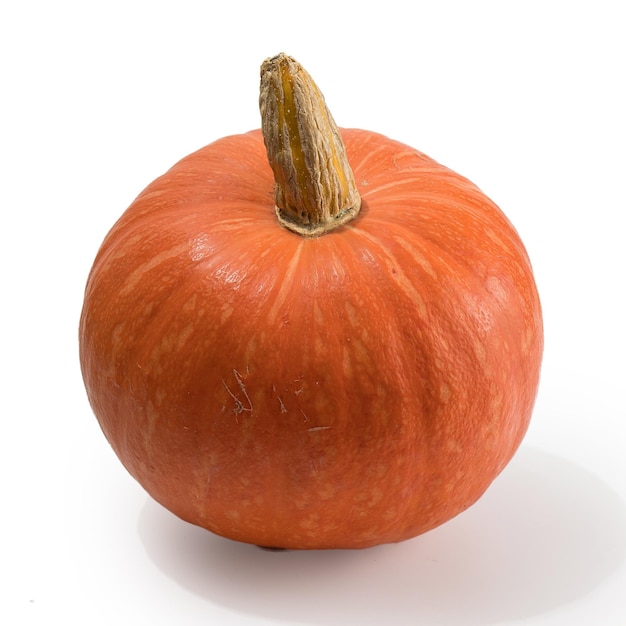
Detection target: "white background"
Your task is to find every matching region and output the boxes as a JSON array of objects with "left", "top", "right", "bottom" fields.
[{"left": 2, "top": 1, "right": 625, "bottom": 624}]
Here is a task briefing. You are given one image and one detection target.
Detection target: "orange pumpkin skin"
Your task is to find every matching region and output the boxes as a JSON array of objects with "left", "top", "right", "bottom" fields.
[{"left": 79, "top": 128, "right": 542, "bottom": 549}]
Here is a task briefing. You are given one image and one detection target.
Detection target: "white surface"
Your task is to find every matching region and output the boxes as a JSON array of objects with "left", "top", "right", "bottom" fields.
[{"left": 2, "top": 1, "right": 625, "bottom": 624}]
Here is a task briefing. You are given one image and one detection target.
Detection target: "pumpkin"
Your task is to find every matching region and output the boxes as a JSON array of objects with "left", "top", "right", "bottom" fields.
[{"left": 79, "top": 53, "right": 542, "bottom": 550}]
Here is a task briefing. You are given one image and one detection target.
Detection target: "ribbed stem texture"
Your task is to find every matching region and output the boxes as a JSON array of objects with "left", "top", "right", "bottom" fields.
[{"left": 259, "top": 53, "right": 361, "bottom": 237}]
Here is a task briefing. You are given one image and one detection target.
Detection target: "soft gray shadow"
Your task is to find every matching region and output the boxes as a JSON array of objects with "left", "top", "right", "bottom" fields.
[{"left": 138, "top": 447, "right": 626, "bottom": 625}]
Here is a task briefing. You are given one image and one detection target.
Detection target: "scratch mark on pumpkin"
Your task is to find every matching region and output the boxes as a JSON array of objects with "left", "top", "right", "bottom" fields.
[
  {"left": 233, "top": 369, "right": 253, "bottom": 412},
  {"left": 272, "top": 384, "right": 288, "bottom": 413},
  {"left": 221, "top": 380, "right": 243, "bottom": 416},
  {"left": 222, "top": 369, "right": 253, "bottom": 416},
  {"left": 308, "top": 426, "right": 331, "bottom": 432}
]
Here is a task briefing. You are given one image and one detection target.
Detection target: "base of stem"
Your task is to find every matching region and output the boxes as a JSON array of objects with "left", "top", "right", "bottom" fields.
[{"left": 275, "top": 201, "right": 361, "bottom": 237}]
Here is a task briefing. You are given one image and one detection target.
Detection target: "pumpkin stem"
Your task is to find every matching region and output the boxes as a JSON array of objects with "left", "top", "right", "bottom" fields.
[{"left": 259, "top": 53, "right": 361, "bottom": 237}]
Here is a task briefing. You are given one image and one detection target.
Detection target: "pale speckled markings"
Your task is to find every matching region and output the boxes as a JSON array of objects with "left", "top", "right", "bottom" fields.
[
  {"left": 117, "top": 242, "right": 189, "bottom": 297},
  {"left": 220, "top": 304, "right": 234, "bottom": 324},
  {"left": 391, "top": 149, "right": 425, "bottom": 168},
  {"left": 463, "top": 292, "right": 495, "bottom": 334},
  {"left": 349, "top": 142, "right": 393, "bottom": 174},
  {"left": 359, "top": 175, "right": 429, "bottom": 200},
  {"left": 439, "top": 382, "right": 452, "bottom": 403},
  {"left": 266, "top": 241, "right": 304, "bottom": 325},
  {"left": 351, "top": 228, "right": 428, "bottom": 319},
  {"left": 485, "top": 275, "right": 507, "bottom": 305},
  {"left": 189, "top": 233, "right": 212, "bottom": 261},
  {"left": 394, "top": 236, "right": 438, "bottom": 280}
]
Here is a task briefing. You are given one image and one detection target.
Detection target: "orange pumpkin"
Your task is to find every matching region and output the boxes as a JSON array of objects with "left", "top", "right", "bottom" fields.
[{"left": 79, "top": 54, "right": 542, "bottom": 549}]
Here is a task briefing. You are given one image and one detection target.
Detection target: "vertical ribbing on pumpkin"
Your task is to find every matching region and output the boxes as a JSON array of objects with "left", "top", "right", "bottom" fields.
[{"left": 259, "top": 53, "right": 361, "bottom": 237}]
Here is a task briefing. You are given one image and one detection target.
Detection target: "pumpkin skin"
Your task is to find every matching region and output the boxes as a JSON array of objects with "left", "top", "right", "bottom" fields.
[{"left": 79, "top": 128, "right": 542, "bottom": 549}]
